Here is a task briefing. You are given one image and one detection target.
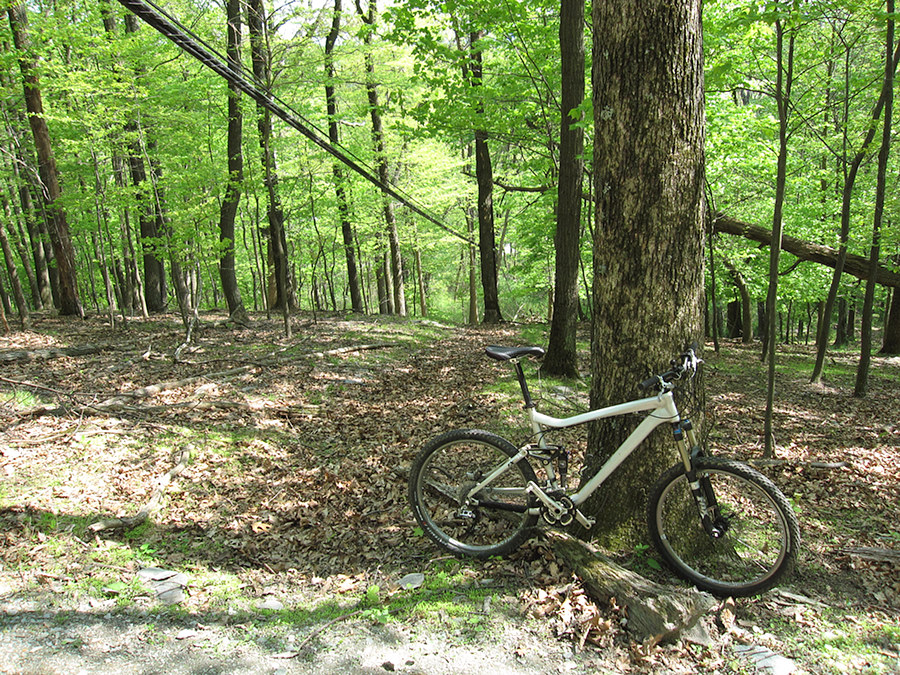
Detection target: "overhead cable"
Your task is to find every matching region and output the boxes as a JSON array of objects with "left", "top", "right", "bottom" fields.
[{"left": 115, "top": 0, "right": 473, "bottom": 244}]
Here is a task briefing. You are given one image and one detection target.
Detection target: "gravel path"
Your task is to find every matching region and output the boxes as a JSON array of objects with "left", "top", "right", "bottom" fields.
[{"left": 0, "top": 580, "right": 606, "bottom": 675}]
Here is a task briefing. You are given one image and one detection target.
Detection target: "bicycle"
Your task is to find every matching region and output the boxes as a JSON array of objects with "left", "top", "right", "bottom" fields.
[{"left": 408, "top": 344, "right": 800, "bottom": 597}]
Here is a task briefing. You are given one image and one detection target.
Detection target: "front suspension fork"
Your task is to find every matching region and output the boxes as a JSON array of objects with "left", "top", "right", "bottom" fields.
[{"left": 673, "top": 420, "right": 724, "bottom": 538}]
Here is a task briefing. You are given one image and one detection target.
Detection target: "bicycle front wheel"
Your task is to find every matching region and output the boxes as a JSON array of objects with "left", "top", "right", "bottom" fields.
[
  {"left": 409, "top": 429, "right": 538, "bottom": 559},
  {"left": 648, "top": 457, "right": 799, "bottom": 597}
]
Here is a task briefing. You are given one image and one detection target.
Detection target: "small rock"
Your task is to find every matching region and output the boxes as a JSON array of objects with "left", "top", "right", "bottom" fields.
[
  {"left": 381, "top": 661, "right": 395, "bottom": 672},
  {"left": 734, "top": 644, "right": 797, "bottom": 675},
  {"left": 257, "top": 597, "right": 284, "bottom": 611},
  {"left": 396, "top": 573, "right": 425, "bottom": 590}
]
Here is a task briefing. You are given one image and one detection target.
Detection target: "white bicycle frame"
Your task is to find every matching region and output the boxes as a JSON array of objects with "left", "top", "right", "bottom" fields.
[
  {"left": 464, "top": 360, "right": 694, "bottom": 530},
  {"left": 527, "top": 390, "right": 683, "bottom": 508}
]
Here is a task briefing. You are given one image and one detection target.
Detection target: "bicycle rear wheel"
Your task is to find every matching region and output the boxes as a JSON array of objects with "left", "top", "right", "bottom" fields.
[
  {"left": 408, "top": 429, "right": 538, "bottom": 559},
  {"left": 648, "top": 457, "right": 799, "bottom": 597}
]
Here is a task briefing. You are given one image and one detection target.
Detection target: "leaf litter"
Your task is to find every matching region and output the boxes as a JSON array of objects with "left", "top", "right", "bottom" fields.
[{"left": 0, "top": 313, "right": 898, "bottom": 673}]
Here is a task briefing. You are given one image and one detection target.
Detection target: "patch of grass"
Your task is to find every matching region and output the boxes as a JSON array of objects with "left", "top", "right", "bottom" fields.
[
  {"left": 740, "top": 601, "right": 900, "bottom": 675},
  {"left": 806, "top": 618, "right": 900, "bottom": 674},
  {"left": 2, "top": 389, "right": 46, "bottom": 411}
]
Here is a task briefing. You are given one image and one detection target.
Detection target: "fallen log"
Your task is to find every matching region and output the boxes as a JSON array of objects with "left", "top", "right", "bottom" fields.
[
  {"left": 0, "top": 343, "right": 115, "bottom": 364},
  {"left": 837, "top": 546, "right": 900, "bottom": 564},
  {"left": 713, "top": 214, "right": 900, "bottom": 288},
  {"left": 546, "top": 530, "right": 715, "bottom": 643}
]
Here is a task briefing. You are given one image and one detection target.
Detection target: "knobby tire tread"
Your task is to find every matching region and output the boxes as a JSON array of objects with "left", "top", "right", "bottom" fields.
[
  {"left": 408, "top": 429, "right": 538, "bottom": 559},
  {"left": 648, "top": 457, "right": 800, "bottom": 597}
]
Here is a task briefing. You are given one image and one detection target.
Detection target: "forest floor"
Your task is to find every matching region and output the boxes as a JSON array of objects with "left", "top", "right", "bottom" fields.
[{"left": 0, "top": 311, "right": 898, "bottom": 674}]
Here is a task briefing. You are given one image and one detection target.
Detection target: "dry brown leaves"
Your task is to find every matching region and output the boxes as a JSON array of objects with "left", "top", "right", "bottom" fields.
[{"left": 1, "top": 316, "right": 898, "bottom": 669}]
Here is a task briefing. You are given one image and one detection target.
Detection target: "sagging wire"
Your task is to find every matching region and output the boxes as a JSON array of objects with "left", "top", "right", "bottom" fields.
[{"left": 115, "top": 0, "right": 474, "bottom": 245}]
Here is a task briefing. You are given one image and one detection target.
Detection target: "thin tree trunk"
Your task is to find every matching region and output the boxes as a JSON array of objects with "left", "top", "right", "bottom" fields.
[
  {"left": 8, "top": 4, "right": 82, "bottom": 318},
  {"left": 707, "top": 221, "right": 720, "bottom": 352},
  {"left": 218, "top": 0, "right": 249, "bottom": 325},
  {"left": 465, "top": 202, "right": 478, "bottom": 325},
  {"left": 834, "top": 297, "right": 849, "bottom": 347},
  {"left": 722, "top": 257, "right": 753, "bottom": 343},
  {"left": 0, "top": 215, "right": 29, "bottom": 329},
  {"left": 465, "top": 30, "right": 502, "bottom": 324},
  {"left": 763, "top": 20, "right": 795, "bottom": 458},
  {"left": 123, "top": 15, "right": 166, "bottom": 312},
  {"left": 856, "top": 1, "right": 893, "bottom": 396},
  {"left": 248, "top": 0, "right": 292, "bottom": 336},
  {"left": 543, "top": 0, "right": 585, "bottom": 378},
  {"left": 415, "top": 244, "right": 427, "bottom": 317},
  {"left": 811, "top": 38, "right": 900, "bottom": 383},
  {"left": 358, "top": 0, "right": 406, "bottom": 316},
  {"left": 5, "top": 195, "right": 38, "bottom": 311},
  {"left": 324, "top": 0, "right": 364, "bottom": 314},
  {"left": 0, "top": 105, "right": 46, "bottom": 309}
]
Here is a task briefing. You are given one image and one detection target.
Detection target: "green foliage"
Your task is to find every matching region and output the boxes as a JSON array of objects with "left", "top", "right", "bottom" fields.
[{"left": 0, "top": 0, "right": 895, "bottom": 333}]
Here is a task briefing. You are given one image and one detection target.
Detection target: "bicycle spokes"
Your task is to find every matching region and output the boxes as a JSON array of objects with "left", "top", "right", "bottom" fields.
[
  {"left": 649, "top": 458, "right": 799, "bottom": 597},
  {"left": 409, "top": 431, "right": 538, "bottom": 557}
]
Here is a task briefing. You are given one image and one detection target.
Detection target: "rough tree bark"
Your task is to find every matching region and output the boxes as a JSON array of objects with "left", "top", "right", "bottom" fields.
[
  {"left": 8, "top": 4, "right": 83, "bottom": 318},
  {"left": 582, "top": 0, "right": 706, "bottom": 545}
]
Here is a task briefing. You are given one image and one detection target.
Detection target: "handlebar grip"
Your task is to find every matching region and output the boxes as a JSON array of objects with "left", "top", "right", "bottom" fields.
[
  {"left": 638, "top": 344, "right": 702, "bottom": 392},
  {"left": 639, "top": 375, "right": 662, "bottom": 391}
]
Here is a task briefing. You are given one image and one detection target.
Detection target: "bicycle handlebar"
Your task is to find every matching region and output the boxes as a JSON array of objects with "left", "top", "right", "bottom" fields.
[
  {"left": 638, "top": 345, "right": 702, "bottom": 392},
  {"left": 485, "top": 343, "right": 701, "bottom": 394}
]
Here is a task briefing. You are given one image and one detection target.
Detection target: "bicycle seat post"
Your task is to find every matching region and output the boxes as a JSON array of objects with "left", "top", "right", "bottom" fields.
[{"left": 511, "top": 359, "right": 536, "bottom": 409}]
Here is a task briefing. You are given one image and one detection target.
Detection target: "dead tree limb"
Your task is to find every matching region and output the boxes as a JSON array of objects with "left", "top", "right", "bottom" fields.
[
  {"left": 713, "top": 214, "right": 900, "bottom": 288},
  {"left": 546, "top": 530, "right": 715, "bottom": 643},
  {"left": 88, "top": 445, "right": 194, "bottom": 533},
  {"left": 0, "top": 343, "right": 115, "bottom": 364}
]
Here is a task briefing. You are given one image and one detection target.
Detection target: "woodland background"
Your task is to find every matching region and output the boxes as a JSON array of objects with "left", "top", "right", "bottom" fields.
[
  {"left": 0, "top": 0, "right": 898, "bottom": 367},
  {"left": 1, "top": 1, "right": 900, "bottom": 671}
]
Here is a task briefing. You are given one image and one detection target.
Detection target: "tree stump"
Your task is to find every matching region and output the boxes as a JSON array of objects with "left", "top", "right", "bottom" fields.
[{"left": 546, "top": 530, "right": 716, "bottom": 643}]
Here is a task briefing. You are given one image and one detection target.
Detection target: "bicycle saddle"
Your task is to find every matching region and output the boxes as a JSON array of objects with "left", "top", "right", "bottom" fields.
[{"left": 485, "top": 345, "right": 546, "bottom": 361}]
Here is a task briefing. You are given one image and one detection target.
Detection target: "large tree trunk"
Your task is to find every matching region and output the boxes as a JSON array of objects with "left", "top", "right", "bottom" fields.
[
  {"left": 542, "top": 0, "right": 585, "bottom": 378},
  {"left": 8, "top": 4, "right": 83, "bottom": 318},
  {"left": 583, "top": 0, "right": 705, "bottom": 546},
  {"left": 217, "top": 0, "right": 249, "bottom": 326}
]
